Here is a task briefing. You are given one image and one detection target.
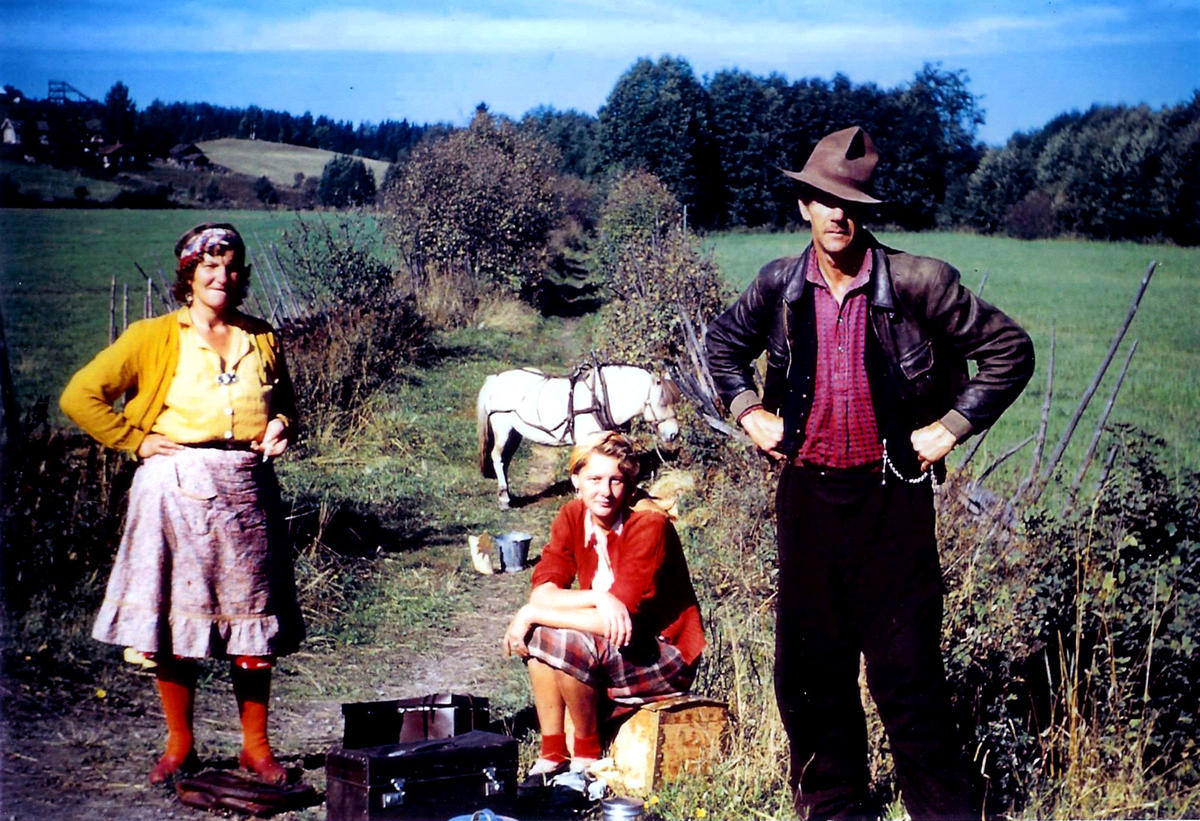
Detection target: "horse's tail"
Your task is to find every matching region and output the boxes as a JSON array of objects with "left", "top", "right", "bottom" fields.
[{"left": 478, "top": 376, "right": 497, "bottom": 478}]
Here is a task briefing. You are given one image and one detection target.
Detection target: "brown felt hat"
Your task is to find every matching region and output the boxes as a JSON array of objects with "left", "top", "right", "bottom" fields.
[{"left": 781, "top": 126, "right": 883, "bottom": 204}]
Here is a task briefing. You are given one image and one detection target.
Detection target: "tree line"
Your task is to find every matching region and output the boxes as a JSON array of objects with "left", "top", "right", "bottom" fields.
[
  {"left": 947, "top": 100, "right": 1200, "bottom": 245},
  {"left": 0, "top": 81, "right": 441, "bottom": 170},
  {"left": 4, "top": 58, "right": 1197, "bottom": 244},
  {"left": 518, "top": 57, "right": 1197, "bottom": 243}
]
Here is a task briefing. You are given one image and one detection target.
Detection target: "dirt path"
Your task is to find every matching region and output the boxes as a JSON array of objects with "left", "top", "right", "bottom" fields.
[{"left": 0, "top": 446, "right": 566, "bottom": 820}]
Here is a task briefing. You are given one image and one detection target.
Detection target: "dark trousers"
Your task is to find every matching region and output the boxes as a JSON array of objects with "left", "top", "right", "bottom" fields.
[{"left": 774, "top": 466, "right": 973, "bottom": 821}]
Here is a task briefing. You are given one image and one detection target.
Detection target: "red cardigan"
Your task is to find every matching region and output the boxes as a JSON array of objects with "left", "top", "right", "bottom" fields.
[{"left": 531, "top": 499, "right": 706, "bottom": 665}]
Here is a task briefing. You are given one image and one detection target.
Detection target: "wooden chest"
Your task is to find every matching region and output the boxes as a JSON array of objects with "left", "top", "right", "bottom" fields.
[{"left": 607, "top": 695, "right": 728, "bottom": 794}]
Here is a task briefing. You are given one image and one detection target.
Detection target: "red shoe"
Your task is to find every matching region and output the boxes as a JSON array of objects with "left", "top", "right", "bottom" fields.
[
  {"left": 149, "top": 748, "right": 200, "bottom": 784},
  {"left": 239, "top": 748, "right": 287, "bottom": 785}
]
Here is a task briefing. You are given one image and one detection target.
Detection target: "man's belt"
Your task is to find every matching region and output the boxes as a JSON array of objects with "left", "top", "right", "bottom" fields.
[{"left": 790, "top": 458, "right": 883, "bottom": 475}]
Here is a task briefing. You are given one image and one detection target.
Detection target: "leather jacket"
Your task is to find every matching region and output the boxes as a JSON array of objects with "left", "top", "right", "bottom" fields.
[{"left": 705, "top": 236, "right": 1035, "bottom": 472}]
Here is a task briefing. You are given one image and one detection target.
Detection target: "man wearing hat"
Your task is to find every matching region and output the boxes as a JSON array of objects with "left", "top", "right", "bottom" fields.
[{"left": 705, "top": 127, "right": 1034, "bottom": 820}]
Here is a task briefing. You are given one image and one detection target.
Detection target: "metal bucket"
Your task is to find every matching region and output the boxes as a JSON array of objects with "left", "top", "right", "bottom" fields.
[
  {"left": 447, "top": 810, "right": 518, "bottom": 821},
  {"left": 600, "top": 796, "right": 645, "bottom": 820},
  {"left": 494, "top": 531, "right": 532, "bottom": 573}
]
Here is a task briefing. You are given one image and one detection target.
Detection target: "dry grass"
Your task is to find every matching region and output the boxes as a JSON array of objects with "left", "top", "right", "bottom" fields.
[{"left": 474, "top": 293, "right": 540, "bottom": 335}]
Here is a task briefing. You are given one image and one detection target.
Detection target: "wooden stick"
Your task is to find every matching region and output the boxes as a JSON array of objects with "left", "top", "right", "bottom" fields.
[
  {"left": 977, "top": 434, "right": 1035, "bottom": 484},
  {"left": 153, "top": 266, "right": 174, "bottom": 313},
  {"left": 246, "top": 248, "right": 274, "bottom": 319},
  {"left": 269, "top": 245, "right": 297, "bottom": 311},
  {"left": 701, "top": 412, "right": 752, "bottom": 444},
  {"left": 677, "top": 306, "right": 721, "bottom": 418},
  {"left": 251, "top": 246, "right": 288, "bottom": 320},
  {"left": 1026, "top": 324, "right": 1056, "bottom": 486},
  {"left": 1009, "top": 325, "right": 1055, "bottom": 504},
  {"left": 256, "top": 248, "right": 292, "bottom": 323},
  {"left": 241, "top": 246, "right": 282, "bottom": 323},
  {"left": 1069, "top": 339, "right": 1138, "bottom": 500},
  {"left": 122, "top": 283, "right": 128, "bottom": 332},
  {"left": 1091, "top": 443, "right": 1120, "bottom": 499},
  {"left": 109, "top": 276, "right": 118, "bottom": 344},
  {"left": 133, "top": 262, "right": 173, "bottom": 315},
  {"left": 977, "top": 271, "right": 989, "bottom": 297},
  {"left": 267, "top": 241, "right": 306, "bottom": 317},
  {"left": 692, "top": 311, "right": 720, "bottom": 400},
  {"left": 256, "top": 243, "right": 293, "bottom": 317},
  {"left": 245, "top": 289, "right": 266, "bottom": 319},
  {"left": 957, "top": 426, "right": 990, "bottom": 471},
  {"left": 1033, "top": 261, "right": 1157, "bottom": 501},
  {"left": 144, "top": 277, "right": 152, "bottom": 319}
]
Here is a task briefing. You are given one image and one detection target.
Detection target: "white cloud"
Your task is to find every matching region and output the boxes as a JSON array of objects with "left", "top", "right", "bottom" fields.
[{"left": 3, "top": 2, "right": 1194, "bottom": 61}]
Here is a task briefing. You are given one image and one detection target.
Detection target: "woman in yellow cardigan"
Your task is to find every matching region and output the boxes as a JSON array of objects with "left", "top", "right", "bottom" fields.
[{"left": 60, "top": 223, "right": 302, "bottom": 785}]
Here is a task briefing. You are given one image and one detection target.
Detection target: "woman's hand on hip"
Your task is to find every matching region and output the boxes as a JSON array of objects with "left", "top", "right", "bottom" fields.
[
  {"left": 137, "top": 433, "right": 182, "bottom": 458},
  {"left": 252, "top": 418, "right": 290, "bottom": 459}
]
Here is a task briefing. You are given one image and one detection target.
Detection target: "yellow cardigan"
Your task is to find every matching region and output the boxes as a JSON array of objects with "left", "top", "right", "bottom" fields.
[{"left": 60, "top": 307, "right": 297, "bottom": 454}]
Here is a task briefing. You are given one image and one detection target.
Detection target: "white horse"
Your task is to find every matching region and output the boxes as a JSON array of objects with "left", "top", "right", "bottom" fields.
[{"left": 477, "top": 364, "right": 681, "bottom": 508}]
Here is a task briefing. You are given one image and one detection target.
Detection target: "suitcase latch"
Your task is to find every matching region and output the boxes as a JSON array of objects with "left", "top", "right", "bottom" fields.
[
  {"left": 482, "top": 766, "right": 503, "bottom": 797},
  {"left": 381, "top": 777, "right": 407, "bottom": 808}
]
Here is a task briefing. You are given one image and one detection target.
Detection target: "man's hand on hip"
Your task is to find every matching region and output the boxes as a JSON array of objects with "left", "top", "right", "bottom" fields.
[
  {"left": 910, "top": 421, "right": 957, "bottom": 472},
  {"left": 741, "top": 408, "right": 786, "bottom": 461}
]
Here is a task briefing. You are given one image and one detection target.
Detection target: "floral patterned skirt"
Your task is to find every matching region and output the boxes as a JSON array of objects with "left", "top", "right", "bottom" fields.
[{"left": 92, "top": 446, "right": 304, "bottom": 659}]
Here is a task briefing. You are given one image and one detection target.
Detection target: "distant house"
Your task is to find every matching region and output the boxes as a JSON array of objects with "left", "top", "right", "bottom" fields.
[
  {"left": 84, "top": 119, "right": 105, "bottom": 145},
  {"left": 1, "top": 118, "right": 21, "bottom": 145},
  {"left": 98, "top": 141, "right": 124, "bottom": 169},
  {"left": 169, "top": 143, "right": 210, "bottom": 168},
  {"left": 77, "top": 118, "right": 106, "bottom": 160}
]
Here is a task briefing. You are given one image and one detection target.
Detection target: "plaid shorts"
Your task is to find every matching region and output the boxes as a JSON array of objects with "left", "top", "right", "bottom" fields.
[{"left": 526, "top": 626, "right": 695, "bottom": 704}]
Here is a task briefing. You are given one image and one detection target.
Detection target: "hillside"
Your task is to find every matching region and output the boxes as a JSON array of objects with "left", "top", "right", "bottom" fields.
[{"left": 197, "top": 138, "right": 393, "bottom": 188}]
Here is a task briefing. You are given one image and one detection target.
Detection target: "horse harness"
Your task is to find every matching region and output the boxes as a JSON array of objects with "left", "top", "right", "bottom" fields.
[
  {"left": 490, "top": 360, "right": 640, "bottom": 444},
  {"left": 568, "top": 355, "right": 619, "bottom": 433}
]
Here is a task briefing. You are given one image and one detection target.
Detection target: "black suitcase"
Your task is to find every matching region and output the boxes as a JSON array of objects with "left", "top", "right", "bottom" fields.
[
  {"left": 341, "top": 693, "right": 490, "bottom": 748},
  {"left": 325, "top": 730, "right": 518, "bottom": 821}
]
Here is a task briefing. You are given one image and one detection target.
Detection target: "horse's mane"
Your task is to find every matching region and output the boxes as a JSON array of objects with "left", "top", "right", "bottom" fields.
[{"left": 658, "top": 376, "right": 683, "bottom": 405}]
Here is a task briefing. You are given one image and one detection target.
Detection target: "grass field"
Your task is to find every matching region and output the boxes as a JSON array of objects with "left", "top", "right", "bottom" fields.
[
  {"left": 0, "top": 160, "right": 126, "bottom": 202},
  {"left": 197, "top": 138, "right": 393, "bottom": 188},
  {"left": 2, "top": 208, "right": 1197, "bottom": 475},
  {"left": 0, "top": 209, "right": 300, "bottom": 406},
  {"left": 709, "top": 230, "right": 1200, "bottom": 477}
]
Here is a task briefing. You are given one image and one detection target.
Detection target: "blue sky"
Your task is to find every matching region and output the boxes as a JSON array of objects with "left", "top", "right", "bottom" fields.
[{"left": 2, "top": 0, "right": 1197, "bottom": 146}]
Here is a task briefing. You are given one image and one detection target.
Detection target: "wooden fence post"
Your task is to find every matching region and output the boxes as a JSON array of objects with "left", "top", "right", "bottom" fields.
[
  {"left": 109, "top": 276, "right": 118, "bottom": 343},
  {"left": 1068, "top": 339, "right": 1138, "bottom": 502},
  {"left": 1030, "top": 261, "right": 1156, "bottom": 503}
]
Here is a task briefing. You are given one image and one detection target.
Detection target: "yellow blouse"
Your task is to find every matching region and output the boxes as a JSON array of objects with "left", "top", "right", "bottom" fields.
[{"left": 151, "top": 316, "right": 275, "bottom": 443}]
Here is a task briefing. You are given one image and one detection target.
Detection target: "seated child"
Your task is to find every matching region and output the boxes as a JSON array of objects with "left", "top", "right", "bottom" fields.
[{"left": 502, "top": 431, "right": 705, "bottom": 776}]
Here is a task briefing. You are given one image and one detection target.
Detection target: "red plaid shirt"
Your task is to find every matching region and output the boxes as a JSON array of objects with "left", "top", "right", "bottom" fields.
[{"left": 795, "top": 248, "right": 884, "bottom": 469}]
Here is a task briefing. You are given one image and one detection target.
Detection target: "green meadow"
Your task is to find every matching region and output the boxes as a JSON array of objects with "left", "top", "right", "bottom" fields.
[
  {"left": 197, "top": 138, "right": 393, "bottom": 188},
  {"left": 0, "top": 160, "right": 126, "bottom": 201},
  {"left": 2, "top": 208, "right": 1197, "bottom": 475},
  {"left": 710, "top": 230, "right": 1200, "bottom": 477},
  {"left": 0, "top": 209, "right": 298, "bottom": 406}
]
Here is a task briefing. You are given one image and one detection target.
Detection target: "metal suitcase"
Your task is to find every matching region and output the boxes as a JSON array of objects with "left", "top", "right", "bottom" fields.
[
  {"left": 341, "top": 693, "right": 490, "bottom": 748},
  {"left": 325, "top": 730, "right": 518, "bottom": 821}
]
